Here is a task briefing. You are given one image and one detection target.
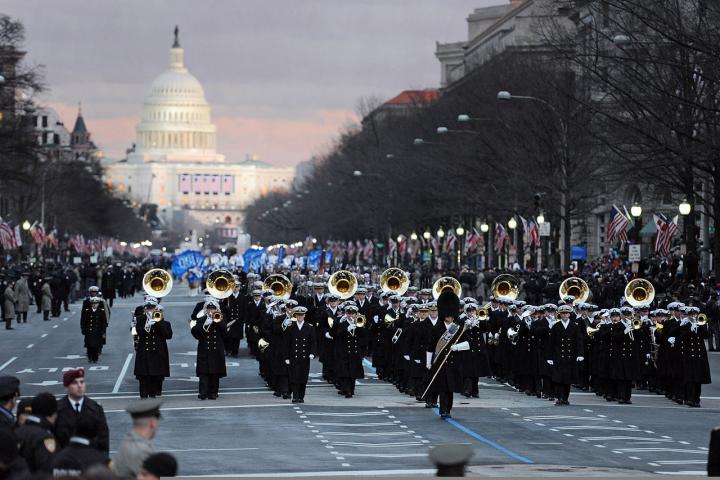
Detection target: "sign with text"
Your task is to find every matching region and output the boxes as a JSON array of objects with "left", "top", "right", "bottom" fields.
[
  {"left": 539, "top": 222, "right": 551, "bottom": 237},
  {"left": 628, "top": 244, "right": 641, "bottom": 262}
]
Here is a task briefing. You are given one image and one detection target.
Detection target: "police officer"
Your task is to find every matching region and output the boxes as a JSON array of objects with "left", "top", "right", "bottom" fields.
[
  {"left": 111, "top": 398, "right": 162, "bottom": 480},
  {"left": 15, "top": 392, "right": 58, "bottom": 473},
  {"left": 284, "top": 306, "right": 317, "bottom": 403},
  {"left": 51, "top": 415, "right": 108, "bottom": 477}
]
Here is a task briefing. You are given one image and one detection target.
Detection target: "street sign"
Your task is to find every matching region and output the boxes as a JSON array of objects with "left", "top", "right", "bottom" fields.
[
  {"left": 539, "top": 222, "right": 551, "bottom": 237},
  {"left": 571, "top": 245, "right": 587, "bottom": 261},
  {"left": 628, "top": 244, "right": 641, "bottom": 262}
]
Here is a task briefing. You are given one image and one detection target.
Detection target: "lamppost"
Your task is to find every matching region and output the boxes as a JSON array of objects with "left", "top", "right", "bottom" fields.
[
  {"left": 498, "top": 90, "right": 570, "bottom": 271},
  {"left": 508, "top": 216, "right": 517, "bottom": 269},
  {"left": 480, "top": 221, "right": 490, "bottom": 269},
  {"left": 455, "top": 225, "right": 465, "bottom": 267},
  {"left": 536, "top": 213, "right": 545, "bottom": 271},
  {"left": 679, "top": 198, "right": 692, "bottom": 252},
  {"left": 630, "top": 202, "right": 642, "bottom": 243}
]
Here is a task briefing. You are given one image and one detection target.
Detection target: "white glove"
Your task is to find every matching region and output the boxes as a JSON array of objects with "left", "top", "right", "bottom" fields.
[
  {"left": 414, "top": 359, "right": 421, "bottom": 364},
  {"left": 309, "top": 354, "right": 315, "bottom": 360},
  {"left": 325, "top": 332, "right": 333, "bottom": 340},
  {"left": 373, "top": 315, "right": 379, "bottom": 323},
  {"left": 203, "top": 318, "right": 212, "bottom": 328},
  {"left": 624, "top": 326, "right": 632, "bottom": 335},
  {"left": 668, "top": 336, "right": 675, "bottom": 345},
  {"left": 576, "top": 356, "right": 584, "bottom": 362},
  {"left": 691, "top": 324, "right": 698, "bottom": 332},
  {"left": 547, "top": 360, "right": 554, "bottom": 365},
  {"left": 282, "top": 318, "right": 292, "bottom": 328},
  {"left": 347, "top": 324, "right": 356, "bottom": 333},
  {"left": 646, "top": 353, "right": 651, "bottom": 359},
  {"left": 426, "top": 362, "right": 432, "bottom": 370},
  {"left": 450, "top": 344, "right": 459, "bottom": 351},
  {"left": 403, "top": 355, "right": 410, "bottom": 361},
  {"left": 284, "top": 359, "right": 290, "bottom": 365}
]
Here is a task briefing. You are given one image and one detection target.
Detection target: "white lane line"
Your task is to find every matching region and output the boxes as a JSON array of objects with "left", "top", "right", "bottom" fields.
[
  {"left": 653, "top": 460, "right": 707, "bottom": 465},
  {"left": 311, "top": 422, "right": 398, "bottom": 427},
  {"left": 155, "top": 447, "right": 260, "bottom": 453},
  {"left": 105, "top": 403, "right": 295, "bottom": 413},
  {"left": 112, "top": 353, "right": 134, "bottom": 393},
  {"left": 555, "top": 426, "right": 640, "bottom": 431},
  {"left": 41, "top": 334, "right": 47, "bottom": 338},
  {"left": 580, "top": 436, "right": 672, "bottom": 442},
  {"left": 333, "top": 453, "right": 429, "bottom": 458},
  {"left": 179, "top": 469, "right": 437, "bottom": 477},
  {"left": 26, "top": 344, "right": 34, "bottom": 349},
  {"left": 53, "top": 325, "right": 58, "bottom": 329},
  {"left": 303, "top": 412, "right": 386, "bottom": 417},
  {"left": 0, "top": 357, "right": 18, "bottom": 372},
  {"left": 328, "top": 441, "right": 425, "bottom": 447},
  {"left": 528, "top": 442, "right": 563, "bottom": 445},
  {"left": 62, "top": 317, "right": 68, "bottom": 321},
  {"left": 653, "top": 472, "right": 707, "bottom": 476},
  {"left": 613, "top": 448, "right": 707, "bottom": 454},
  {"left": 524, "top": 415, "right": 607, "bottom": 421},
  {"left": 320, "top": 432, "right": 411, "bottom": 437},
  {"left": 628, "top": 456, "right": 641, "bottom": 460}
]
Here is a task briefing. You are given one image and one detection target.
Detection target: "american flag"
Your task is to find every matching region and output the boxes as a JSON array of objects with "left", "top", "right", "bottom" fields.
[
  {"left": 362, "top": 240, "right": 374, "bottom": 260},
  {"left": 30, "top": 222, "right": 46, "bottom": 245},
  {"left": 444, "top": 231, "right": 456, "bottom": 252},
  {"left": 45, "top": 229, "right": 59, "bottom": 248},
  {"left": 528, "top": 220, "right": 540, "bottom": 247},
  {"left": 494, "top": 223, "right": 509, "bottom": 253},
  {"left": 0, "top": 222, "right": 15, "bottom": 249},
  {"left": 607, "top": 205, "right": 629, "bottom": 245},
  {"left": 388, "top": 237, "right": 397, "bottom": 256},
  {"left": 465, "top": 228, "right": 481, "bottom": 254},
  {"left": 653, "top": 213, "right": 679, "bottom": 256}
]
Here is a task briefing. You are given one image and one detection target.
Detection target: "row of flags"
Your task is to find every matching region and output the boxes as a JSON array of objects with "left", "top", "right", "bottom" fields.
[{"left": 607, "top": 204, "right": 680, "bottom": 255}]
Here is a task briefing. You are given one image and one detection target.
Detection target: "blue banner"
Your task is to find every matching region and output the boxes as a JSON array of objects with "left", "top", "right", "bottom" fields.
[
  {"left": 171, "top": 250, "right": 206, "bottom": 277},
  {"left": 243, "top": 247, "right": 266, "bottom": 273},
  {"left": 571, "top": 245, "right": 587, "bottom": 261},
  {"left": 307, "top": 249, "right": 332, "bottom": 271}
]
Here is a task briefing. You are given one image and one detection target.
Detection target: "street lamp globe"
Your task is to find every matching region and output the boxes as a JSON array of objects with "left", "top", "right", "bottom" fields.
[
  {"left": 410, "top": 232, "right": 418, "bottom": 241},
  {"left": 457, "top": 114, "right": 470, "bottom": 123},
  {"left": 436, "top": 127, "right": 449, "bottom": 134},
  {"left": 508, "top": 217, "right": 517, "bottom": 230},
  {"left": 413, "top": 138, "right": 425, "bottom": 145},
  {"left": 396, "top": 235, "right": 403, "bottom": 243},
  {"left": 423, "top": 230, "right": 431, "bottom": 240},
  {"left": 630, "top": 203, "right": 642, "bottom": 218},
  {"left": 480, "top": 222, "right": 489, "bottom": 233},
  {"left": 497, "top": 91, "right": 513, "bottom": 101},
  {"left": 536, "top": 213, "right": 545, "bottom": 225},
  {"left": 437, "top": 227, "right": 445, "bottom": 238},
  {"left": 679, "top": 199, "right": 692, "bottom": 216},
  {"left": 22, "top": 220, "right": 31, "bottom": 231},
  {"left": 353, "top": 170, "right": 362, "bottom": 177},
  {"left": 455, "top": 226, "right": 465, "bottom": 236}
]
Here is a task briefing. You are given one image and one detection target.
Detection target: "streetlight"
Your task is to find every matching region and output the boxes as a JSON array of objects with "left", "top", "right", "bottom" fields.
[
  {"left": 480, "top": 222, "right": 489, "bottom": 233},
  {"left": 437, "top": 227, "right": 445, "bottom": 238},
  {"left": 508, "top": 217, "right": 517, "bottom": 230},
  {"left": 436, "top": 127, "right": 449, "bottom": 134},
  {"left": 396, "top": 235, "right": 403, "bottom": 243},
  {"left": 679, "top": 199, "right": 692, "bottom": 216},
  {"left": 353, "top": 170, "right": 363, "bottom": 177},
  {"left": 630, "top": 203, "right": 642, "bottom": 218},
  {"left": 423, "top": 230, "right": 431, "bottom": 240},
  {"left": 612, "top": 34, "right": 630, "bottom": 45},
  {"left": 455, "top": 226, "right": 465, "bottom": 236},
  {"left": 410, "top": 232, "right": 418, "bottom": 241},
  {"left": 22, "top": 220, "right": 31, "bottom": 231},
  {"left": 413, "top": 138, "right": 425, "bottom": 145},
  {"left": 497, "top": 91, "right": 513, "bottom": 101},
  {"left": 536, "top": 213, "right": 545, "bottom": 225},
  {"left": 457, "top": 114, "right": 471, "bottom": 122}
]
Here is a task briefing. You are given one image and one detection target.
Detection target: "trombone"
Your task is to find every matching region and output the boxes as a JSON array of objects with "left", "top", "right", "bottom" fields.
[
  {"left": 207, "top": 269, "right": 236, "bottom": 299},
  {"left": 432, "top": 276, "right": 462, "bottom": 300},
  {"left": 327, "top": 270, "right": 358, "bottom": 300},
  {"left": 558, "top": 277, "right": 590, "bottom": 304},
  {"left": 380, "top": 268, "right": 410, "bottom": 296},
  {"left": 263, "top": 274, "right": 292, "bottom": 300},
  {"left": 491, "top": 274, "right": 519, "bottom": 301},
  {"left": 143, "top": 269, "right": 173, "bottom": 298}
]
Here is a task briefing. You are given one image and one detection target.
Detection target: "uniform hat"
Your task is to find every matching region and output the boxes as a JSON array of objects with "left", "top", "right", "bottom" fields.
[
  {"left": 544, "top": 304, "right": 557, "bottom": 311},
  {"left": 313, "top": 282, "right": 326, "bottom": 289},
  {"left": 463, "top": 303, "right": 477, "bottom": 312},
  {"left": 429, "top": 443, "right": 473, "bottom": 476},
  {"left": 0, "top": 376, "right": 20, "bottom": 400},
  {"left": 407, "top": 286, "right": 419, "bottom": 293},
  {"left": 620, "top": 306, "right": 633, "bottom": 314},
  {"left": 142, "top": 452, "right": 178, "bottom": 477},
  {"left": 204, "top": 299, "right": 220, "bottom": 310},
  {"left": 126, "top": 398, "right": 163, "bottom": 419},
  {"left": 345, "top": 305, "right": 359, "bottom": 313},
  {"left": 285, "top": 299, "right": 298, "bottom": 308},
  {"left": 251, "top": 289, "right": 262, "bottom": 296},
  {"left": 62, "top": 368, "right": 84, "bottom": 387},
  {"left": 389, "top": 295, "right": 401, "bottom": 303},
  {"left": 610, "top": 308, "right": 621, "bottom": 316},
  {"left": 31, "top": 392, "right": 58, "bottom": 417},
  {"left": 261, "top": 290, "right": 273, "bottom": 298},
  {"left": 292, "top": 306, "right": 308, "bottom": 315},
  {"left": 686, "top": 306, "right": 700, "bottom": 314},
  {"left": 427, "top": 301, "right": 437, "bottom": 311},
  {"left": 418, "top": 304, "right": 430, "bottom": 312},
  {"left": 420, "top": 289, "right": 432, "bottom": 295},
  {"left": 558, "top": 305, "right": 573, "bottom": 314},
  {"left": 326, "top": 294, "right": 340, "bottom": 301},
  {"left": 355, "top": 287, "right": 367, "bottom": 294},
  {"left": 437, "top": 291, "right": 460, "bottom": 320}
]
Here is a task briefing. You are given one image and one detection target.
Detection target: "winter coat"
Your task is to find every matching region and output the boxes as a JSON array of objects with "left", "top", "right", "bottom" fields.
[
  {"left": 41, "top": 283, "right": 52, "bottom": 311},
  {"left": 191, "top": 318, "right": 227, "bottom": 377},
  {"left": 80, "top": 305, "right": 108, "bottom": 348},
  {"left": 3, "top": 285, "right": 16, "bottom": 320},
  {"left": 549, "top": 320, "right": 584, "bottom": 385},
  {"left": 284, "top": 321, "right": 317, "bottom": 384},
  {"left": 14, "top": 278, "right": 30, "bottom": 313},
  {"left": 133, "top": 313, "right": 173, "bottom": 378}
]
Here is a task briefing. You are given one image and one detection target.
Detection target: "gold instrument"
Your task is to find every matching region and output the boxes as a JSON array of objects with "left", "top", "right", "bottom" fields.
[
  {"left": 142, "top": 268, "right": 173, "bottom": 298},
  {"left": 207, "top": 269, "right": 236, "bottom": 299},
  {"left": 632, "top": 317, "right": 643, "bottom": 330},
  {"left": 655, "top": 322, "right": 664, "bottom": 331},
  {"left": 491, "top": 274, "right": 519, "bottom": 301},
  {"left": 624, "top": 278, "right": 655, "bottom": 307},
  {"left": 327, "top": 270, "right": 358, "bottom": 299},
  {"left": 391, "top": 327, "right": 403, "bottom": 343},
  {"left": 558, "top": 277, "right": 590, "bottom": 304},
  {"left": 258, "top": 338, "right": 270, "bottom": 352},
  {"left": 380, "top": 268, "right": 410, "bottom": 296},
  {"left": 212, "top": 311, "right": 223, "bottom": 323},
  {"left": 432, "top": 276, "right": 462, "bottom": 300},
  {"left": 328, "top": 317, "right": 335, "bottom": 329},
  {"left": 477, "top": 304, "right": 490, "bottom": 321},
  {"left": 263, "top": 274, "right": 292, "bottom": 300},
  {"left": 152, "top": 310, "right": 163, "bottom": 322},
  {"left": 355, "top": 314, "right": 367, "bottom": 328},
  {"left": 697, "top": 313, "right": 707, "bottom": 326},
  {"left": 384, "top": 313, "right": 397, "bottom": 326},
  {"left": 586, "top": 326, "right": 599, "bottom": 337}
]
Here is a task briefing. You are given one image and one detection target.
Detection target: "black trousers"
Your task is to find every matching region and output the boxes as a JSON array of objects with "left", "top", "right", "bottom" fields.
[
  {"left": 556, "top": 383, "right": 571, "bottom": 402},
  {"left": 4, "top": 318, "right": 11, "bottom": 330},
  {"left": 16, "top": 312, "right": 27, "bottom": 323},
  {"left": 439, "top": 391, "right": 454, "bottom": 415},
  {"left": 684, "top": 382, "right": 701, "bottom": 403},
  {"left": 273, "top": 374, "right": 289, "bottom": 394},
  {"left": 463, "top": 377, "right": 479, "bottom": 395},
  {"left": 224, "top": 337, "right": 240, "bottom": 356},
  {"left": 43, "top": 310, "right": 50, "bottom": 321},
  {"left": 291, "top": 382, "right": 307, "bottom": 400},
  {"left": 340, "top": 377, "right": 355, "bottom": 395},
  {"left": 199, "top": 374, "right": 220, "bottom": 398},
  {"left": 614, "top": 379, "right": 632, "bottom": 401},
  {"left": 86, "top": 347, "right": 99, "bottom": 362},
  {"left": 138, "top": 376, "right": 164, "bottom": 398}
]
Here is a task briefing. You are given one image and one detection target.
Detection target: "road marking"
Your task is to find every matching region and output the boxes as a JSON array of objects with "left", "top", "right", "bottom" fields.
[
  {"left": 653, "top": 460, "right": 707, "bottom": 465},
  {"left": 155, "top": 447, "right": 260, "bottom": 453},
  {"left": 613, "top": 448, "right": 706, "bottom": 454},
  {"left": 431, "top": 408, "right": 533, "bottom": 464},
  {"left": 554, "top": 426, "right": 640, "bottom": 431},
  {"left": 53, "top": 325, "right": 58, "bottom": 329},
  {"left": 112, "top": 353, "right": 134, "bottom": 393},
  {"left": 580, "top": 436, "right": 672, "bottom": 442},
  {"left": 105, "top": 403, "right": 295, "bottom": 413},
  {"left": 311, "top": 422, "right": 398, "bottom": 427},
  {"left": 328, "top": 441, "right": 425, "bottom": 447},
  {"left": 628, "top": 456, "right": 641, "bottom": 460},
  {"left": 653, "top": 472, "right": 707, "bottom": 476},
  {"left": 41, "top": 334, "right": 47, "bottom": 338},
  {"left": 333, "top": 453, "right": 429, "bottom": 458},
  {"left": 303, "top": 412, "right": 385, "bottom": 417},
  {"left": 0, "top": 357, "right": 17, "bottom": 372},
  {"left": 527, "top": 442, "right": 562, "bottom": 445},
  {"left": 524, "top": 415, "right": 606, "bottom": 421},
  {"left": 26, "top": 344, "right": 34, "bottom": 349},
  {"left": 179, "top": 469, "right": 437, "bottom": 477},
  {"left": 320, "top": 432, "right": 411, "bottom": 437}
]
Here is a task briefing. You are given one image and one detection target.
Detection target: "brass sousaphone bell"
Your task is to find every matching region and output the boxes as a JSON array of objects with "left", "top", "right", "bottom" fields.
[
  {"left": 558, "top": 276, "right": 590, "bottom": 304},
  {"left": 327, "top": 270, "right": 358, "bottom": 300},
  {"left": 263, "top": 274, "right": 292, "bottom": 300},
  {"left": 491, "top": 274, "right": 519, "bottom": 301},
  {"left": 207, "top": 269, "right": 236, "bottom": 299},
  {"left": 624, "top": 278, "right": 655, "bottom": 308},
  {"left": 380, "top": 268, "right": 410, "bottom": 296},
  {"left": 143, "top": 268, "right": 173, "bottom": 298},
  {"left": 432, "top": 276, "right": 462, "bottom": 300}
]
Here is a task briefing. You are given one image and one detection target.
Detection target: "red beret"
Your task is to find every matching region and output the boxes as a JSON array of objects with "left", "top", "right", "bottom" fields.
[{"left": 63, "top": 368, "right": 85, "bottom": 387}]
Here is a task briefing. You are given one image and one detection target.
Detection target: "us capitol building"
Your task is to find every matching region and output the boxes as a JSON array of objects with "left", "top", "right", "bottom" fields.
[{"left": 104, "top": 28, "right": 295, "bottom": 238}]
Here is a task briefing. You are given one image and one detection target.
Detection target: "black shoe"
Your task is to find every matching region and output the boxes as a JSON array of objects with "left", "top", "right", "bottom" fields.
[
  {"left": 425, "top": 403, "right": 433, "bottom": 408},
  {"left": 5, "top": 327, "right": 13, "bottom": 330},
  {"left": 298, "top": 399, "right": 304, "bottom": 403},
  {"left": 462, "top": 392, "right": 471, "bottom": 398},
  {"left": 273, "top": 392, "right": 281, "bottom": 397},
  {"left": 198, "top": 395, "right": 207, "bottom": 400},
  {"left": 282, "top": 394, "right": 290, "bottom": 399},
  {"left": 208, "top": 395, "right": 217, "bottom": 400},
  {"left": 555, "top": 400, "right": 564, "bottom": 406},
  {"left": 344, "top": 394, "right": 352, "bottom": 398},
  {"left": 471, "top": 393, "right": 479, "bottom": 398},
  {"left": 291, "top": 399, "right": 299, "bottom": 403}
]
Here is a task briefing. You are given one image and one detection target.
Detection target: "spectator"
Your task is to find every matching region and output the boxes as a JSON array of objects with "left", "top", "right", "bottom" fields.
[
  {"left": 54, "top": 368, "right": 109, "bottom": 454},
  {"left": 51, "top": 416, "right": 108, "bottom": 477}
]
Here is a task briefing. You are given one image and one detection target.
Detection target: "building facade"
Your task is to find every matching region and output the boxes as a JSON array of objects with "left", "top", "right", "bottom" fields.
[{"left": 105, "top": 28, "right": 295, "bottom": 235}]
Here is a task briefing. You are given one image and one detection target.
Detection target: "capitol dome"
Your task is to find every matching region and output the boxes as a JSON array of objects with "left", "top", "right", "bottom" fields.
[{"left": 133, "top": 28, "right": 220, "bottom": 159}]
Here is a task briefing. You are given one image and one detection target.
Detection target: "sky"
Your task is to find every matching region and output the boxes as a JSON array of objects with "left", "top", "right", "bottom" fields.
[{"left": 2, "top": 0, "right": 502, "bottom": 167}]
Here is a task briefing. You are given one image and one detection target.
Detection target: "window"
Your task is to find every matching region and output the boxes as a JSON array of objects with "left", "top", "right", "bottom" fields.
[{"left": 42, "top": 116, "right": 48, "bottom": 128}]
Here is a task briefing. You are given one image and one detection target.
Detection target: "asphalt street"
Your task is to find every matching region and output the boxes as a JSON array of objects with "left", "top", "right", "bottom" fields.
[{"left": 1, "top": 285, "right": 718, "bottom": 476}]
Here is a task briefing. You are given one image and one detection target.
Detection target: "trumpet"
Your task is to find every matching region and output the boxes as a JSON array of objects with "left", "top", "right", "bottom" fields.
[
  {"left": 477, "top": 304, "right": 490, "bottom": 321},
  {"left": 152, "top": 310, "right": 163, "bottom": 322},
  {"left": 697, "top": 313, "right": 707, "bottom": 326},
  {"left": 586, "top": 326, "right": 600, "bottom": 337},
  {"left": 655, "top": 322, "right": 664, "bottom": 331},
  {"left": 258, "top": 338, "right": 270, "bottom": 353},
  {"left": 212, "top": 311, "right": 223, "bottom": 323},
  {"left": 632, "top": 317, "right": 643, "bottom": 330}
]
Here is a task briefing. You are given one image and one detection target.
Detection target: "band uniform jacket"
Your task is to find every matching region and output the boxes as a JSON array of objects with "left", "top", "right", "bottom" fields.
[
  {"left": 80, "top": 305, "right": 108, "bottom": 349},
  {"left": 15, "top": 417, "right": 56, "bottom": 473},
  {"left": 244, "top": 298, "right": 265, "bottom": 349},
  {"left": 316, "top": 306, "right": 338, "bottom": 364},
  {"left": 677, "top": 322, "right": 711, "bottom": 384},
  {"left": 663, "top": 317, "right": 684, "bottom": 381},
  {"left": 334, "top": 319, "right": 368, "bottom": 379},
  {"left": 609, "top": 322, "right": 640, "bottom": 381},
  {"left": 549, "top": 320, "right": 584, "bottom": 385},
  {"left": 592, "top": 323, "right": 612, "bottom": 379},
  {"left": 191, "top": 318, "right": 228, "bottom": 377},
  {"left": 54, "top": 396, "right": 110, "bottom": 454},
  {"left": 270, "top": 314, "right": 290, "bottom": 376},
  {"left": 409, "top": 317, "right": 438, "bottom": 378},
  {"left": 284, "top": 321, "right": 317, "bottom": 383},
  {"left": 513, "top": 319, "right": 535, "bottom": 376},
  {"left": 221, "top": 293, "right": 245, "bottom": 340},
  {"left": 133, "top": 313, "right": 173, "bottom": 378},
  {"left": 426, "top": 321, "right": 466, "bottom": 394},
  {"left": 531, "top": 318, "right": 553, "bottom": 377},
  {"left": 460, "top": 318, "right": 491, "bottom": 378}
]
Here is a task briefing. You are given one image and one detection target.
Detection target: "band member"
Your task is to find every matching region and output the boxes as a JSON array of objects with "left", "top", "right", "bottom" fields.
[
  {"left": 532, "top": 304, "right": 556, "bottom": 400},
  {"left": 80, "top": 297, "right": 108, "bottom": 363},
  {"left": 133, "top": 300, "right": 173, "bottom": 398},
  {"left": 317, "top": 294, "right": 340, "bottom": 383},
  {"left": 548, "top": 304, "right": 584, "bottom": 405},
  {"left": 335, "top": 304, "right": 367, "bottom": 398},
  {"left": 425, "top": 291, "right": 468, "bottom": 419},
  {"left": 191, "top": 299, "right": 227, "bottom": 400},
  {"left": 284, "top": 306, "right": 317, "bottom": 403},
  {"left": 270, "top": 299, "right": 291, "bottom": 398},
  {"left": 244, "top": 289, "right": 265, "bottom": 359},
  {"left": 675, "top": 306, "right": 711, "bottom": 407},
  {"left": 221, "top": 280, "right": 245, "bottom": 358},
  {"left": 609, "top": 308, "right": 639, "bottom": 404},
  {"left": 460, "top": 303, "right": 491, "bottom": 398}
]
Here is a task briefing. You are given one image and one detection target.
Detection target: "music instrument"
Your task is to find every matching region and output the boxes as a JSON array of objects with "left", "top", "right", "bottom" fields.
[
  {"left": 142, "top": 269, "right": 173, "bottom": 297},
  {"left": 507, "top": 327, "right": 519, "bottom": 345},
  {"left": 263, "top": 274, "right": 292, "bottom": 300},
  {"left": 258, "top": 338, "right": 270, "bottom": 353},
  {"left": 207, "top": 269, "right": 235, "bottom": 299},
  {"left": 328, "top": 317, "right": 335, "bottom": 329},
  {"left": 624, "top": 278, "right": 655, "bottom": 307},
  {"left": 491, "top": 274, "right": 519, "bottom": 301},
  {"left": 477, "top": 304, "right": 490, "bottom": 321},
  {"left": 212, "top": 311, "right": 223, "bottom": 323},
  {"left": 655, "top": 322, "right": 664, "bottom": 331},
  {"left": 152, "top": 310, "right": 163, "bottom": 322},
  {"left": 328, "top": 270, "right": 358, "bottom": 299},
  {"left": 558, "top": 277, "right": 590, "bottom": 303},
  {"left": 697, "top": 313, "right": 708, "bottom": 326},
  {"left": 384, "top": 312, "right": 398, "bottom": 326},
  {"left": 432, "top": 276, "right": 462, "bottom": 300},
  {"left": 586, "top": 326, "right": 599, "bottom": 337},
  {"left": 632, "top": 317, "right": 643, "bottom": 330},
  {"left": 380, "top": 268, "right": 410, "bottom": 296},
  {"left": 355, "top": 314, "right": 367, "bottom": 328},
  {"left": 391, "top": 328, "right": 403, "bottom": 344}
]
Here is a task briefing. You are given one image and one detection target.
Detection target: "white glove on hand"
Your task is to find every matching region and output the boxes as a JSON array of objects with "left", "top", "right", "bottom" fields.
[
  {"left": 284, "top": 359, "right": 290, "bottom": 365},
  {"left": 547, "top": 360, "right": 554, "bottom": 365},
  {"left": 414, "top": 359, "right": 421, "bottom": 364},
  {"left": 403, "top": 355, "right": 410, "bottom": 361},
  {"left": 426, "top": 362, "right": 432, "bottom": 370},
  {"left": 325, "top": 332, "right": 333, "bottom": 340},
  {"left": 576, "top": 356, "right": 584, "bottom": 362},
  {"left": 624, "top": 327, "right": 632, "bottom": 335},
  {"left": 373, "top": 315, "right": 379, "bottom": 323},
  {"left": 347, "top": 324, "right": 356, "bottom": 333},
  {"left": 668, "top": 336, "right": 676, "bottom": 345},
  {"left": 203, "top": 318, "right": 212, "bottom": 328},
  {"left": 691, "top": 324, "right": 698, "bottom": 332},
  {"left": 309, "top": 354, "right": 315, "bottom": 360},
  {"left": 450, "top": 344, "right": 459, "bottom": 351},
  {"left": 646, "top": 353, "right": 651, "bottom": 359},
  {"left": 282, "top": 318, "right": 292, "bottom": 328}
]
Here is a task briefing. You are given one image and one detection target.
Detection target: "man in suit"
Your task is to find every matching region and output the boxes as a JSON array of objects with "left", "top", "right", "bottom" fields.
[
  {"left": 284, "top": 306, "right": 317, "bottom": 403},
  {"left": 54, "top": 368, "right": 110, "bottom": 455}
]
